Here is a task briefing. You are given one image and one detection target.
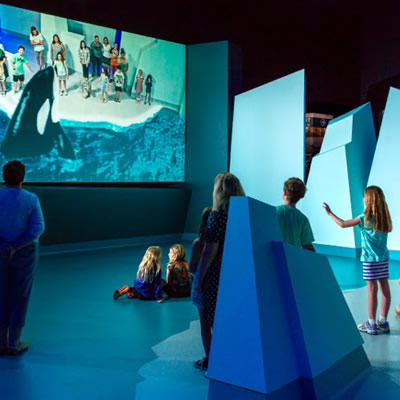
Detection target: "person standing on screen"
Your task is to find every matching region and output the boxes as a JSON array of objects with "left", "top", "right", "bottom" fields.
[
  {"left": 0, "top": 161, "right": 45, "bottom": 355},
  {"left": 81, "top": 76, "right": 92, "bottom": 99},
  {"left": 90, "top": 35, "right": 103, "bottom": 77},
  {"left": 194, "top": 172, "right": 245, "bottom": 370},
  {"left": 135, "top": 69, "right": 144, "bottom": 103},
  {"left": 102, "top": 37, "right": 111, "bottom": 77},
  {"left": 113, "top": 66, "right": 124, "bottom": 103},
  {"left": 117, "top": 49, "right": 129, "bottom": 91},
  {"left": 54, "top": 52, "right": 69, "bottom": 96},
  {"left": 78, "top": 40, "right": 90, "bottom": 79},
  {"left": 0, "top": 43, "right": 9, "bottom": 89},
  {"left": 10, "top": 46, "right": 33, "bottom": 94},
  {"left": 275, "top": 177, "right": 315, "bottom": 251},
  {"left": 30, "top": 26, "right": 45, "bottom": 70},
  {"left": 110, "top": 42, "right": 119, "bottom": 81},
  {"left": 0, "top": 56, "right": 6, "bottom": 96},
  {"left": 98, "top": 68, "right": 109, "bottom": 103},
  {"left": 323, "top": 186, "right": 392, "bottom": 335},
  {"left": 144, "top": 74, "right": 152, "bottom": 105},
  {"left": 50, "top": 34, "right": 66, "bottom": 65}
]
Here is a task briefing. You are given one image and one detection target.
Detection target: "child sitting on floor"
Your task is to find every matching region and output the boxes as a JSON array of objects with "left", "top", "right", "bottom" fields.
[
  {"left": 163, "top": 244, "right": 192, "bottom": 298},
  {"left": 113, "top": 246, "right": 165, "bottom": 303}
]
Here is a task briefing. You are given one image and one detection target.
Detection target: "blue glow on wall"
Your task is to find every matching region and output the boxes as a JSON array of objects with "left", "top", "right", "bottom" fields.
[
  {"left": 230, "top": 70, "right": 305, "bottom": 205},
  {"left": 368, "top": 87, "right": 400, "bottom": 251},
  {"left": 300, "top": 103, "right": 376, "bottom": 252}
]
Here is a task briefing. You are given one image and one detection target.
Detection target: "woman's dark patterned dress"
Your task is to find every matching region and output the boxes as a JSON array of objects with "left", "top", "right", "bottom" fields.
[{"left": 202, "top": 208, "right": 228, "bottom": 326}]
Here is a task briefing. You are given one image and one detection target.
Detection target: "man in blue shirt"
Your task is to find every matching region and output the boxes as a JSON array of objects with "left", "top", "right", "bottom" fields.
[{"left": 0, "top": 161, "right": 45, "bottom": 355}]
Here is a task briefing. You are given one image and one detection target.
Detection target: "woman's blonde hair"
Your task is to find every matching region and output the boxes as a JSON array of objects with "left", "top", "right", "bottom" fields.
[
  {"left": 137, "top": 246, "right": 162, "bottom": 283},
  {"left": 364, "top": 186, "right": 392, "bottom": 233},
  {"left": 170, "top": 244, "right": 186, "bottom": 261},
  {"left": 212, "top": 172, "right": 245, "bottom": 211}
]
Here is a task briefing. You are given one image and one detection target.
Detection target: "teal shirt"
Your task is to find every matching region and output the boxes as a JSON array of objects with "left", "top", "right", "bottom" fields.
[
  {"left": 276, "top": 205, "right": 314, "bottom": 248},
  {"left": 359, "top": 214, "right": 389, "bottom": 262},
  {"left": 12, "top": 53, "right": 27, "bottom": 75}
]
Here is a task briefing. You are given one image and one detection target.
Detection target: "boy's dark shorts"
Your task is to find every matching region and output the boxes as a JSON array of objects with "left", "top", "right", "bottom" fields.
[
  {"left": 13, "top": 74, "right": 24, "bottom": 82},
  {"left": 115, "top": 86, "right": 122, "bottom": 92}
]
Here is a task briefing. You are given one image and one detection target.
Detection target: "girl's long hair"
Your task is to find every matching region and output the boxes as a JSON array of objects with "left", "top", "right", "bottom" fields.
[
  {"left": 137, "top": 246, "right": 162, "bottom": 283},
  {"left": 364, "top": 186, "right": 392, "bottom": 233},
  {"left": 212, "top": 172, "right": 245, "bottom": 211}
]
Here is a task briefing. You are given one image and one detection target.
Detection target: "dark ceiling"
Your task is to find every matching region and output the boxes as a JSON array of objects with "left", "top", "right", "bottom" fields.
[{"left": 1, "top": 0, "right": 399, "bottom": 113}]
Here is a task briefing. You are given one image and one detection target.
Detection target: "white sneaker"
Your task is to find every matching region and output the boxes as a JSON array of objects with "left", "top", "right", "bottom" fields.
[
  {"left": 64, "top": 90, "right": 68, "bottom": 96},
  {"left": 60, "top": 90, "right": 63, "bottom": 96}
]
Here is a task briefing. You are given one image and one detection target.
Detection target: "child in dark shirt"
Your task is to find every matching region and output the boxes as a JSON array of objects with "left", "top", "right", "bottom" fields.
[{"left": 163, "top": 244, "right": 192, "bottom": 298}]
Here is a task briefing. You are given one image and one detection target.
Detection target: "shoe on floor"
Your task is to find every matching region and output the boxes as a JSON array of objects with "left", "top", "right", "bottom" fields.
[
  {"left": 358, "top": 320, "right": 378, "bottom": 335},
  {"left": 8, "top": 341, "right": 28, "bottom": 355},
  {"left": 194, "top": 357, "right": 208, "bottom": 370},
  {"left": 377, "top": 320, "right": 390, "bottom": 334},
  {"left": 113, "top": 290, "right": 121, "bottom": 300}
]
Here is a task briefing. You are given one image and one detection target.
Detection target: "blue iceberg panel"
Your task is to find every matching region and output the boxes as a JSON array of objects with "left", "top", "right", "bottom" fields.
[
  {"left": 230, "top": 70, "right": 305, "bottom": 206},
  {"left": 278, "top": 243, "right": 364, "bottom": 377},
  {"left": 368, "top": 87, "right": 400, "bottom": 251},
  {"left": 300, "top": 103, "right": 376, "bottom": 252},
  {"left": 208, "top": 197, "right": 298, "bottom": 394}
]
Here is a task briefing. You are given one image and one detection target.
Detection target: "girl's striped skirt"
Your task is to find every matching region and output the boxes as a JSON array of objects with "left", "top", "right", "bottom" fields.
[{"left": 362, "top": 261, "right": 389, "bottom": 281}]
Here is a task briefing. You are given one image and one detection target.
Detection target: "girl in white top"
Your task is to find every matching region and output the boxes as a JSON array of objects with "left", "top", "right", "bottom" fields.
[
  {"left": 53, "top": 52, "right": 69, "bottom": 96},
  {"left": 30, "top": 26, "right": 45, "bottom": 70},
  {"left": 102, "top": 37, "right": 111, "bottom": 74}
]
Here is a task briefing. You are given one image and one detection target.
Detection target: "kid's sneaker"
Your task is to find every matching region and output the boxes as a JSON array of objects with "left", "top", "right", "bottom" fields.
[
  {"left": 358, "top": 320, "right": 378, "bottom": 335},
  {"left": 377, "top": 320, "right": 390, "bottom": 334}
]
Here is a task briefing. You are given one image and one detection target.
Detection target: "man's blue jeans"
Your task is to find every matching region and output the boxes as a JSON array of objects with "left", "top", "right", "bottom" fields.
[{"left": 0, "top": 243, "right": 38, "bottom": 330}]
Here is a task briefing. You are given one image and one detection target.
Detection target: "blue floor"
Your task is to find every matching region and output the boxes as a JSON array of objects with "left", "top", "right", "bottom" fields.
[{"left": 0, "top": 241, "right": 399, "bottom": 399}]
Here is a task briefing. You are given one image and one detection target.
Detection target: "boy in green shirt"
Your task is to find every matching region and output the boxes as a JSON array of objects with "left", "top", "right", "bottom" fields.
[
  {"left": 10, "top": 46, "right": 33, "bottom": 93},
  {"left": 276, "top": 177, "right": 315, "bottom": 251}
]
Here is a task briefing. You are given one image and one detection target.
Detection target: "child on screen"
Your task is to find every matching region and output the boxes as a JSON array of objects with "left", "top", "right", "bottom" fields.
[
  {"left": 163, "top": 244, "right": 192, "bottom": 298},
  {"left": 144, "top": 74, "right": 152, "bottom": 105},
  {"left": 81, "top": 76, "right": 92, "bottom": 99},
  {"left": 54, "top": 52, "right": 69, "bottom": 96},
  {"left": 113, "top": 66, "right": 124, "bottom": 103},
  {"left": 113, "top": 246, "right": 165, "bottom": 302},
  {"left": 98, "top": 67, "right": 109, "bottom": 103},
  {"left": 323, "top": 185, "right": 392, "bottom": 335}
]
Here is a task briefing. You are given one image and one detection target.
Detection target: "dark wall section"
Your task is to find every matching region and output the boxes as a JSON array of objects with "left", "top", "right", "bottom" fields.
[
  {"left": 185, "top": 41, "right": 241, "bottom": 233},
  {"left": 360, "top": 6, "right": 400, "bottom": 131},
  {"left": 25, "top": 186, "right": 191, "bottom": 245}
]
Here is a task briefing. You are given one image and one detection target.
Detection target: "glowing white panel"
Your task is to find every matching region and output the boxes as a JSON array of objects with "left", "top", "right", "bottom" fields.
[
  {"left": 230, "top": 70, "right": 305, "bottom": 205},
  {"left": 300, "top": 103, "right": 376, "bottom": 252},
  {"left": 301, "top": 146, "right": 356, "bottom": 248},
  {"left": 319, "top": 114, "right": 353, "bottom": 153},
  {"left": 368, "top": 88, "right": 400, "bottom": 251}
]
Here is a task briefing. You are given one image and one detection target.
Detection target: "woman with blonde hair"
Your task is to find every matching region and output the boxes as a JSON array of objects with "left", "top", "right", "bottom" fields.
[
  {"left": 113, "top": 246, "right": 165, "bottom": 302},
  {"left": 194, "top": 172, "right": 245, "bottom": 370}
]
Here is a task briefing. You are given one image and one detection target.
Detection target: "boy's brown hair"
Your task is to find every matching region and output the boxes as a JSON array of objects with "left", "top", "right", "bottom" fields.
[{"left": 283, "top": 177, "right": 306, "bottom": 204}]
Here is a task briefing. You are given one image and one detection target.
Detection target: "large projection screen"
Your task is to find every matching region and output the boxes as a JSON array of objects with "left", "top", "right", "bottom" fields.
[{"left": 0, "top": 3, "right": 186, "bottom": 183}]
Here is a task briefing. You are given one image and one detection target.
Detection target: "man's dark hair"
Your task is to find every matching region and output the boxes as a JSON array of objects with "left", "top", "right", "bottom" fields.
[
  {"left": 94, "top": 35, "right": 99, "bottom": 39},
  {"left": 283, "top": 177, "right": 306, "bottom": 204},
  {"left": 18, "top": 45, "right": 25, "bottom": 51},
  {"left": 3, "top": 161, "right": 25, "bottom": 185}
]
